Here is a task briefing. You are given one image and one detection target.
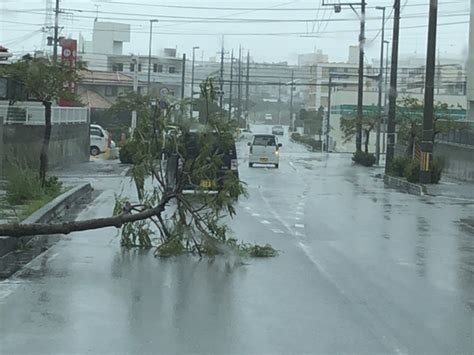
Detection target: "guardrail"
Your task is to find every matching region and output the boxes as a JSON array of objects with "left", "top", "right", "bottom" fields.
[
  {"left": 0, "top": 105, "right": 88, "bottom": 125},
  {"left": 436, "top": 121, "right": 474, "bottom": 147}
]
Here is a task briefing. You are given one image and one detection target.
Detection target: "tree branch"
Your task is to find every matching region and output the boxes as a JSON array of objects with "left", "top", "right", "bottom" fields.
[{"left": 0, "top": 192, "right": 176, "bottom": 238}]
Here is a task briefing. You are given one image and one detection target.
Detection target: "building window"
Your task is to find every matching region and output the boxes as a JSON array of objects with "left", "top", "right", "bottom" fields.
[
  {"left": 169, "top": 66, "right": 176, "bottom": 74},
  {"left": 154, "top": 64, "right": 163, "bottom": 73},
  {"left": 113, "top": 63, "right": 123, "bottom": 72},
  {"left": 105, "top": 86, "right": 118, "bottom": 97},
  {"left": 130, "top": 63, "right": 135, "bottom": 72},
  {"left": 138, "top": 64, "right": 142, "bottom": 72}
]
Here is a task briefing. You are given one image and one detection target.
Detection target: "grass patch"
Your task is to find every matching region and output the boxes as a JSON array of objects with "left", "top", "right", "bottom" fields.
[{"left": 3, "top": 163, "right": 65, "bottom": 221}]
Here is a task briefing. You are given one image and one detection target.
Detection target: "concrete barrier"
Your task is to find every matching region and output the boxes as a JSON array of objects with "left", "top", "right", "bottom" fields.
[
  {"left": 384, "top": 174, "right": 426, "bottom": 196},
  {"left": 0, "top": 183, "right": 92, "bottom": 262}
]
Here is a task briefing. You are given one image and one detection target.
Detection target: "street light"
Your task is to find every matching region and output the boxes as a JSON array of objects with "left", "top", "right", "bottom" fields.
[
  {"left": 190, "top": 46, "right": 200, "bottom": 119},
  {"left": 147, "top": 19, "right": 158, "bottom": 92},
  {"left": 375, "top": 6, "right": 386, "bottom": 165},
  {"left": 322, "top": 0, "right": 366, "bottom": 152}
]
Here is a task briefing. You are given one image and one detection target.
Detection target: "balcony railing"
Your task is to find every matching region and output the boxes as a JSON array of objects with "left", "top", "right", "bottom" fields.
[{"left": 0, "top": 105, "right": 88, "bottom": 125}]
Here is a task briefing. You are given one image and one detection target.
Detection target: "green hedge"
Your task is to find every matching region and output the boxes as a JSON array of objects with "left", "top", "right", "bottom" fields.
[
  {"left": 352, "top": 151, "right": 376, "bottom": 167},
  {"left": 388, "top": 156, "right": 444, "bottom": 184}
]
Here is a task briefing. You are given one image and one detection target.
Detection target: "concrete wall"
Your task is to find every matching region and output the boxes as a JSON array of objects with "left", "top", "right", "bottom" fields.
[
  {"left": 1, "top": 123, "right": 89, "bottom": 171},
  {"left": 434, "top": 142, "right": 474, "bottom": 181}
]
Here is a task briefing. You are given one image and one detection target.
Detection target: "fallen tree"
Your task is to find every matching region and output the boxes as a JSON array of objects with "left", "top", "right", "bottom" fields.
[{"left": 0, "top": 77, "right": 277, "bottom": 258}]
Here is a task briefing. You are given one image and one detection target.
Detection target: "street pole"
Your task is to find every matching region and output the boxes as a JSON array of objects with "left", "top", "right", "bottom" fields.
[
  {"left": 385, "top": 0, "right": 401, "bottom": 173},
  {"left": 245, "top": 51, "right": 250, "bottom": 128},
  {"left": 420, "top": 0, "right": 438, "bottom": 184},
  {"left": 219, "top": 39, "right": 225, "bottom": 109},
  {"left": 237, "top": 45, "right": 242, "bottom": 122},
  {"left": 229, "top": 50, "right": 234, "bottom": 121},
  {"left": 190, "top": 46, "right": 199, "bottom": 119},
  {"left": 181, "top": 53, "right": 186, "bottom": 100},
  {"left": 147, "top": 19, "right": 158, "bottom": 93},
  {"left": 53, "top": 0, "right": 60, "bottom": 62},
  {"left": 290, "top": 70, "right": 294, "bottom": 131},
  {"left": 131, "top": 56, "right": 138, "bottom": 132},
  {"left": 383, "top": 40, "right": 390, "bottom": 156},
  {"left": 278, "top": 80, "right": 282, "bottom": 124},
  {"left": 326, "top": 76, "right": 332, "bottom": 152},
  {"left": 355, "top": 0, "right": 366, "bottom": 152},
  {"left": 375, "top": 6, "right": 386, "bottom": 165}
]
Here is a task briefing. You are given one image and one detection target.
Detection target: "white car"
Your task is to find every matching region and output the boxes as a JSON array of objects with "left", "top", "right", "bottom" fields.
[
  {"left": 248, "top": 134, "right": 282, "bottom": 168},
  {"left": 90, "top": 124, "right": 110, "bottom": 156},
  {"left": 271, "top": 125, "right": 284, "bottom": 135}
]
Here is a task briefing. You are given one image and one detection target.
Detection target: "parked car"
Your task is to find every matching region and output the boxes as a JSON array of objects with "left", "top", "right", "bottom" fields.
[
  {"left": 90, "top": 124, "right": 111, "bottom": 156},
  {"left": 239, "top": 128, "right": 253, "bottom": 141},
  {"left": 272, "top": 125, "right": 284, "bottom": 135},
  {"left": 248, "top": 134, "right": 282, "bottom": 168},
  {"left": 165, "top": 130, "right": 239, "bottom": 192}
]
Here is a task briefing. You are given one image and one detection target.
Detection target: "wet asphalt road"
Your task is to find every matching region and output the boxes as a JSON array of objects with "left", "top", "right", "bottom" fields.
[{"left": 0, "top": 125, "right": 473, "bottom": 354}]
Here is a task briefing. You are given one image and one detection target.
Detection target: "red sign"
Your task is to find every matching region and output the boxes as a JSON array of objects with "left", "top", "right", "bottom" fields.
[{"left": 59, "top": 39, "right": 77, "bottom": 107}]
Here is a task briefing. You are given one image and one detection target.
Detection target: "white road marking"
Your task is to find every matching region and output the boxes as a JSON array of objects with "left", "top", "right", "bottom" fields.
[
  {"left": 252, "top": 213, "right": 261, "bottom": 217},
  {"left": 294, "top": 223, "right": 305, "bottom": 228},
  {"left": 271, "top": 229, "right": 285, "bottom": 234},
  {"left": 289, "top": 161, "right": 297, "bottom": 171},
  {"left": 296, "top": 211, "right": 304, "bottom": 216},
  {"left": 292, "top": 216, "right": 302, "bottom": 221},
  {"left": 261, "top": 220, "right": 271, "bottom": 225}
]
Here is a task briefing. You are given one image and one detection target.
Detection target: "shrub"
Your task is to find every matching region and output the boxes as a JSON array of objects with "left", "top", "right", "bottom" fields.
[
  {"left": 404, "top": 159, "right": 420, "bottom": 183},
  {"left": 431, "top": 158, "right": 444, "bottom": 184},
  {"left": 119, "top": 140, "right": 137, "bottom": 164},
  {"left": 352, "top": 151, "right": 376, "bottom": 167},
  {"left": 389, "top": 156, "right": 412, "bottom": 177}
]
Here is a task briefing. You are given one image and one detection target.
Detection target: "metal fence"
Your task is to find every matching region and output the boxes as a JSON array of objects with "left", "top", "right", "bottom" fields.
[
  {"left": 436, "top": 121, "right": 474, "bottom": 146},
  {"left": 0, "top": 105, "right": 88, "bottom": 125}
]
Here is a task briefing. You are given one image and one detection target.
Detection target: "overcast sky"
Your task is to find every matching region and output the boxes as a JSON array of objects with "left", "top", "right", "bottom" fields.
[{"left": 0, "top": 0, "right": 470, "bottom": 65}]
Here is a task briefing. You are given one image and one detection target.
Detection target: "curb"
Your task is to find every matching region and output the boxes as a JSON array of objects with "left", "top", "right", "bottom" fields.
[
  {"left": 383, "top": 174, "right": 426, "bottom": 196},
  {"left": 289, "top": 137, "right": 314, "bottom": 152},
  {"left": 0, "top": 183, "right": 92, "bottom": 260}
]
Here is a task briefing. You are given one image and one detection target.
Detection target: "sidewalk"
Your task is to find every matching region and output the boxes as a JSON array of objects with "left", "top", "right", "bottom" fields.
[{"left": 424, "top": 176, "right": 474, "bottom": 201}]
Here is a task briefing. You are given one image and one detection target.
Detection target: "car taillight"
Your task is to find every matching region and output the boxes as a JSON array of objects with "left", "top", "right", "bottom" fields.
[{"left": 231, "top": 159, "right": 238, "bottom": 171}]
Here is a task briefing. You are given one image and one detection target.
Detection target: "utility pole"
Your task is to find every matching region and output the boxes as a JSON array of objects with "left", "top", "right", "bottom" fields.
[
  {"left": 355, "top": 0, "right": 366, "bottom": 152},
  {"left": 181, "top": 53, "right": 186, "bottom": 100},
  {"left": 436, "top": 49, "right": 441, "bottom": 94},
  {"left": 52, "top": 0, "right": 60, "bottom": 62},
  {"left": 219, "top": 38, "right": 225, "bottom": 109},
  {"left": 147, "top": 19, "right": 158, "bottom": 92},
  {"left": 237, "top": 45, "right": 242, "bottom": 122},
  {"left": 326, "top": 76, "right": 332, "bottom": 152},
  {"left": 375, "top": 6, "right": 386, "bottom": 165},
  {"left": 383, "top": 40, "right": 390, "bottom": 156},
  {"left": 131, "top": 56, "right": 138, "bottom": 132},
  {"left": 245, "top": 51, "right": 250, "bottom": 128},
  {"left": 190, "top": 46, "right": 199, "bottom": 119},
  {"left": 385, "top": 0, "right": 401, "bottom": 173},
  {"left": 228, "top": 50, "right": 234, "bottom": 121},
  {"left": 420, "top": 0, "right": 438, "bottom": 184},
  {"left": 290, "top": 70, "right": 294, "bottom": 131},
  {"left": 278, "top": 81, "right": 282, "bottom": 124}
]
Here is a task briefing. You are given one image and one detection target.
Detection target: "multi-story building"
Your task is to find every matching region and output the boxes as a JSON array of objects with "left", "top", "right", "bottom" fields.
[{"left": 78, "top": 21, "right": 184, "bottom": 98}]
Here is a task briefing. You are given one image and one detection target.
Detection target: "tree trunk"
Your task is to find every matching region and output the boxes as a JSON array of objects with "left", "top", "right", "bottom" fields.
[
  {"left": 39, "top": 101, "right": 52, "bottom": 187},
  {"left": 364, "top": 129, "right": 370, "bottom": 153},
  {"left": 0, "top": 193, "right": 175, "bottom": 238}
]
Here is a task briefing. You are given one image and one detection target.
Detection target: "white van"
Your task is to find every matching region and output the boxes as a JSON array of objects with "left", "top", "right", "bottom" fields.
[
  {"left": 90, "top": 124, "right": 110, "bottom": 156},
  {"left": 248, "top": 134, "right": 282, "bottom": 168}
]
